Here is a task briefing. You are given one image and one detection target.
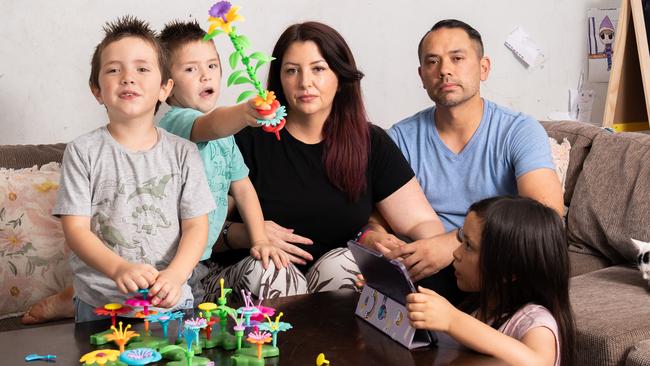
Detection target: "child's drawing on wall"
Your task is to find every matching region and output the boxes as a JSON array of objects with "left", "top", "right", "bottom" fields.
[{"left": 588, "top": 8, "right": 618, "bottom": 82}]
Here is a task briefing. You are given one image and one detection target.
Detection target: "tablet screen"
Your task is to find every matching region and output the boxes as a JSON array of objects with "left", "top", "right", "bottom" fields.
[{"left": 347, "top": 240, "right": 416, "bottom": 306}]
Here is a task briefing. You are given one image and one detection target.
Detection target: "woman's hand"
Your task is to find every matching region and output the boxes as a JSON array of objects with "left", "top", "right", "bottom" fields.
[
  {"left": 264, "top": 221, "right": 314, "bottom": 265},
  {"left": 406, "top": 286, "right": 459, "bottom": 332},
  {"left": 361, "top": 231, "right": 407, "bottom": 253},
  {"left": 250, "top": 241, "right": 290, "bottom": 270}
]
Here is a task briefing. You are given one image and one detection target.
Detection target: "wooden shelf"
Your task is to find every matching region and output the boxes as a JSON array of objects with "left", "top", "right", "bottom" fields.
[{"left": 602, "top": 0, "right": 650, "bottom": 130}]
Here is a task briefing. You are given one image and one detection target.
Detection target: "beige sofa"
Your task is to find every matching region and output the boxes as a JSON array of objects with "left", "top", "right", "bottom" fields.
[{"left": 2, "top": 121, "right": 650, "bottom": 365}]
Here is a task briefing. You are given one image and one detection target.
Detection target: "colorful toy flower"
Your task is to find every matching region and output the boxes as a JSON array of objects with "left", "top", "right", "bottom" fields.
[
  {"left": 118, "top": 348, "right": 162, "bottom": 365},
  {"left": 146, "top": 311, "right": 178, "bottom": 338},
  {"left": 94, "top": 303, "right": 132, "bottom": 327},
  {"left": 250, "top": 305, "right": 275, "bottom": 322},
  {"left": 253, "top": 91, "right": 277, "bottom": 110},
  {"left": 207, "top": 2, "right": 244, "bottom": 34},
  {"left": 209, "top": 1, "right": 231, "bottom": 19},
  {"left": 237, "top": 290, "right": 261, "bottom": 326},
  {"left": 204, "top": 1, "right": 286, "bottom": 139},
  {"left": 246, "top": 327, "right": 273, "bottom": 359},
  {"left": 79, "top": 349, "right": 121, "bottom": 365},
  {"left": 185, "top": 317, "right": 208, "bottom": 331},
  {"left": 105, "top": 321, "right": 139, "bottom": 353},
  {"left": 258, "top": 312, "right": 293, "bottom": 347}
]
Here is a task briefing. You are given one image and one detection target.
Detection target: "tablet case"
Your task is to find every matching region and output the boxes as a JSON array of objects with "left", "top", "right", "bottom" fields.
[{"left": 348, "top": 240, "right": 435, "bottom": 349}]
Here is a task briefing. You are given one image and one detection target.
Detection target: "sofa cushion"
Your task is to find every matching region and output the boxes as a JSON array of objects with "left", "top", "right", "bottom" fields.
[
  {"left": 0, "top": 144, "right": 66, "bottom": 170},
  {"left": 569, "top": 249, "right": 611, "bottom": 277},
  {"left": 540, "top": 121, "right": 605, "bottom": 207},
  {"left": 567, "top": 132, "right": 650, "bottom": 264},
  {"left": 0, "top": 163, "right": 72, "bottom": 319},
  {"left": 571, "top": 265, "right": 650, "bottom": 366},
  {"left": 626, "top": 339, "right": 650, "bottom": 366}
]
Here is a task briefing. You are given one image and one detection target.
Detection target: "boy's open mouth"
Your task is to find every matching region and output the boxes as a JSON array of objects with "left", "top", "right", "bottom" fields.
[
  {"left": 200, "top": 87, "right": 215, "bottom": 97},
  {"left": 119, "top": 90, "right": 140, "bottom": 98}
]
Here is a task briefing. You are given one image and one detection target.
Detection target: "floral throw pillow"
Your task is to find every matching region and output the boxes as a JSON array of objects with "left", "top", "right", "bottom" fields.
[
  {"left": 548, "top": 137, "right": 571, "bottom": 194},
  {"left": 0, "top": 162, "right": 71, "bottom": 319}
]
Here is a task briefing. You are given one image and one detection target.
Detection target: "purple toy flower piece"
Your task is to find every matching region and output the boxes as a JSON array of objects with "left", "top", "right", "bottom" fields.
[{"left": 209, "top": 1, "right": 232, "bottom": 21}]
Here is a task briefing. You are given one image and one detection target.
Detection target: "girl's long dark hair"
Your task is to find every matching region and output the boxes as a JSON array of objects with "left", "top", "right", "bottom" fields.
[
  {"left": 470, "top": 196, "right": 575, "bottom": 366},
  {"left": 267, "top": 22, "right": 370, "bottom": 201}
]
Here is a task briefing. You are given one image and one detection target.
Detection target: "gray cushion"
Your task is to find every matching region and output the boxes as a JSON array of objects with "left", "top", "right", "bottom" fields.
[
  {"left": 626, "top": 339, "right": 650, "bottom": 366},
  {"left": 0, "top": 143, "right": 66, "bottom": 169},
  {"left": 567, "top": 132, "right": 650, "bottom": 264},
  {"left": 541, "top": 120, "right": 605, "bottom": 207},
  {"left": 571, "top": 265, "right": 650, "bottom": 366}
]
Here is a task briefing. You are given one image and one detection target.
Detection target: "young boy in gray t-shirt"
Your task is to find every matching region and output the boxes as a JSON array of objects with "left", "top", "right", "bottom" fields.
[{"left": 53, "top": 16, "right": 215, "bottom": 322}]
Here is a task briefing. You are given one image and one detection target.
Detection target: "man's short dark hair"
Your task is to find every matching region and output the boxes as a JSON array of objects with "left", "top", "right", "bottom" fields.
[
  {"left": 417, "top": 19, "right": 484, "bottom": 62},
  {"left": 159, "top": 20, "right": 220, "bottom": 72},
  {"left": 89, "top": 16, "right": 169, "bottom": 113}
]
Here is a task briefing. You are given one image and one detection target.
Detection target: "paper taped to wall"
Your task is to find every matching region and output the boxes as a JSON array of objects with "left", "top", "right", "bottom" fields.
[{"left": 504, "top": 26, "right": 545, "bottom": 68}]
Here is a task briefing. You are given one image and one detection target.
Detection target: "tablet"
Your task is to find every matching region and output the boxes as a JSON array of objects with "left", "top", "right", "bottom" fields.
[
  {"left": 347, "top": 240, "right": 416, "bottom": 305},
  {"left": 348, "top": 240, "right": 438, "bottom": 346}
]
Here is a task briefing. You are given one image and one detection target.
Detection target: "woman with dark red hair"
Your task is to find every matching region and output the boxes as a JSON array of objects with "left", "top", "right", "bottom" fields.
[{"left": 203, "top": 21, "right": 445, "bottom": 301}]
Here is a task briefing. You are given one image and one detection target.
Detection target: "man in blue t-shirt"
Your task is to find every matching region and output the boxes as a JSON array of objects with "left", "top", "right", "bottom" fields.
[{"left": 366, "top": 20, "right": 562, "bottom": 301}]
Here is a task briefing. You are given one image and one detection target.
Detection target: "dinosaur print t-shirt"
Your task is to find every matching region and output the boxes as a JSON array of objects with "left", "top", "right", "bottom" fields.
[{"left": 54, "top": 126, "right": 215, "bottom": 308}]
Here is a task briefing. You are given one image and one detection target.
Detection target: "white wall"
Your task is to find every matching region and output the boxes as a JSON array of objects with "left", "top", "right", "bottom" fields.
[{"left": 0, "top": 0, "right": 618, "bottom": 144}]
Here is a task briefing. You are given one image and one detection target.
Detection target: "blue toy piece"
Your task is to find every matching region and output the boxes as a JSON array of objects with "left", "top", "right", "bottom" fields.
[
  {"left": 25, "top": 353, "right": 57, "bottom": 362},
  {"left": 119, "top": 348, "right": 162, "bottom": 365}
]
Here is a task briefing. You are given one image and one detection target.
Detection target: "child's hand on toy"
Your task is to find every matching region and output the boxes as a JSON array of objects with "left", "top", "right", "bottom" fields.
[
  {"left": 149, "top": 269, "right": 184, "bottom": 308},
  {"left": 406, "top": 286, "right": 459, "bottom": 332},
  {"left": 241, "top": 98, "right": 275, "bottom": 128},
  {"left": 250, "top": 241, "right": 290, "bottom": 270},
  {"left": 112, "top": 262, "right": 158, "bottom": 294}
]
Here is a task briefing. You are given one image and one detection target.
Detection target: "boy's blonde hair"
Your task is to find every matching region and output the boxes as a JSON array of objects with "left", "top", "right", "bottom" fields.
[{"left": 89, "top": 16, "right": 170, "bottom": 111}]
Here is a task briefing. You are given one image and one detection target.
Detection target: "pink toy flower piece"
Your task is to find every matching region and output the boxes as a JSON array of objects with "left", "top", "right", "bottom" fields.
[
  {"left": 209, "top": 1, "right": 231, "bottom": 20},
  {"left": 247, "top": 329, "right": 272, "bottom": 343},
  {"left": 124, "top": 296, "right": 151, "bottom": 307},
  {"left": 250, "top": 305, "right": 275, "bottom": 322},
  {"left": 185, "top": 317, "right": 208, "bottom": 330}
]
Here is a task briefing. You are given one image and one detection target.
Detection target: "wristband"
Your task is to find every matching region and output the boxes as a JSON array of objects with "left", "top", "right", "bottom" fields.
[{"left": 353, "top": 225, "right": 373, "bottom": 243}]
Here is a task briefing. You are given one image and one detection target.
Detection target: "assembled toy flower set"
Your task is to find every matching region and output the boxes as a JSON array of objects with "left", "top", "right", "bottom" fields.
[
  {"left": 80, "top": 279, "right": 292, "bottom": 366},
  {"left": 204, "top": 0, "right": 287, "bottom": 140}
]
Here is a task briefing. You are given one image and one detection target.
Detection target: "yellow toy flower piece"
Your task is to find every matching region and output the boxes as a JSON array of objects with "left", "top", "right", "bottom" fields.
[
  {"left": 80, "top": 349, "right": 121, "bottom": 365},
  {"left": 104, "top": 303, "right": 123, "bottom": 311},
  {"left": 105, "top": 321, "right": 140, "bottom": 353},
  {"left": 253, "top": 91, "right": 276, "bottom": 109},
  {"left": 208, "top": 6, "right": 244, "bottom": 34},
  {"left": 198, "top": 302, "right": 218, "bottom": 312}
]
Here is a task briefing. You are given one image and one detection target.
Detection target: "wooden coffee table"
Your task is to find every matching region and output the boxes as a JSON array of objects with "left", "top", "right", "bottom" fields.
[{"left": 0, "top": 290, "right": 505, "bottom": 365}]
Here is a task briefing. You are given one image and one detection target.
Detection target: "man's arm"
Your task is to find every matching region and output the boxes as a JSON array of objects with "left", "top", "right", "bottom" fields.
[{"left": 517, "top": 168, "right": 564, "bottom": 216}]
